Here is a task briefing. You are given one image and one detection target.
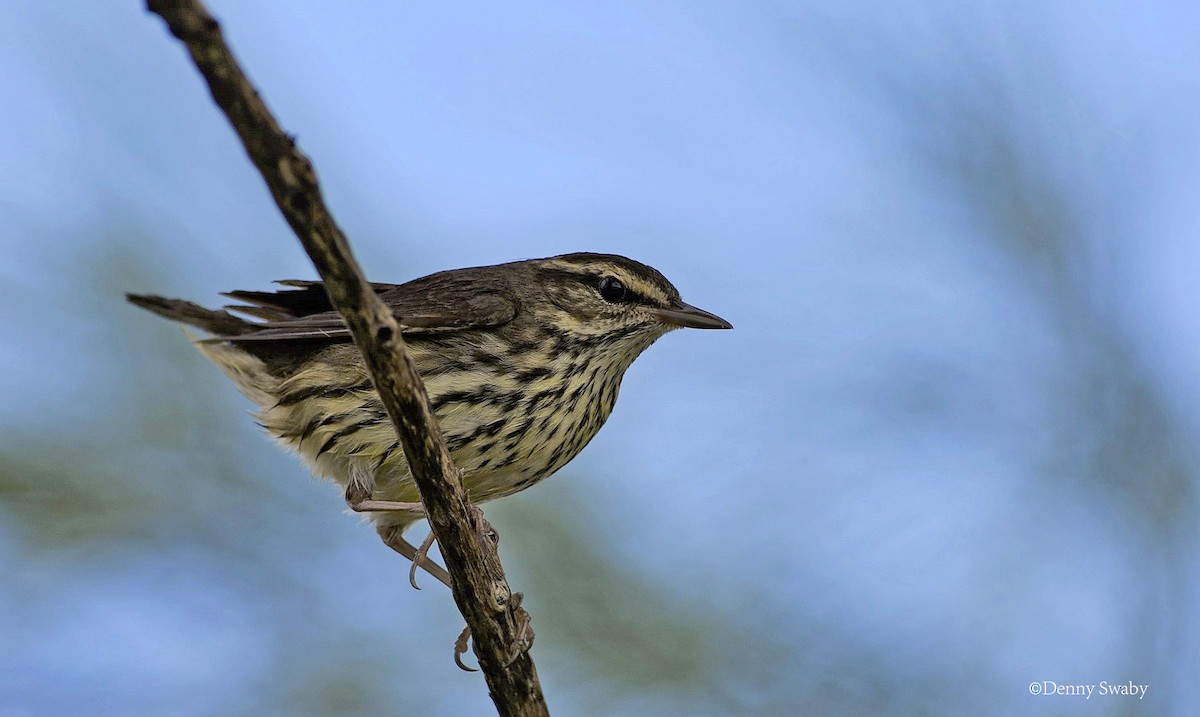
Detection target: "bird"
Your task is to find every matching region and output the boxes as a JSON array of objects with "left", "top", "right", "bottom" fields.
[{"left": 127, "top": 252, "right": 731, "bottom": 587}]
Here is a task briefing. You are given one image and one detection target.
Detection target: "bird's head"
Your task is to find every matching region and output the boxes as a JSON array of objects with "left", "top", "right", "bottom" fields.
[{"left": 528, "top": 253, "right": 731, "bottom": 357}]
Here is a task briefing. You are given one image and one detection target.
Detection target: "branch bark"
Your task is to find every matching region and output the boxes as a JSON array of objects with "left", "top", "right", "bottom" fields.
[{"left": 144, "top": 2, "right": 549, "bottom": 714}]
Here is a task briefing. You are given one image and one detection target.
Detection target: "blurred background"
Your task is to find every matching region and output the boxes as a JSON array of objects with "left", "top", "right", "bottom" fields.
[{"left": 2, "top": 1, "right": 1198, "bottom": 715}]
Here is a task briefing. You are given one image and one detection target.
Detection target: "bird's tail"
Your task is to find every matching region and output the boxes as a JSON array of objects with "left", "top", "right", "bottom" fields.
[
  {"left": 126, "top": 293, "right": 253, "bottom": 337},
  {"left": 127, "top": 293, "right": 281, "bottom": 406}
]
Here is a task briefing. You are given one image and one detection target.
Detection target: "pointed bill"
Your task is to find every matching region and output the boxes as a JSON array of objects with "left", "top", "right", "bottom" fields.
[{"left": 646, "top": 302, "right": 733, "bottom": 330}]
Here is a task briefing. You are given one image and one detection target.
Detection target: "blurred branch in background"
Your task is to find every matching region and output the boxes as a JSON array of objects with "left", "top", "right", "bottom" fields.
[
  {"left": 880, "top": 24, "right": 1194, "bottom": 701},
  {"left": 493, "top": 490, "right": 984, "bottom": 716},
  {"left": 797, "top": 3, "right": 1199, "bottom": 710},
  {"left": 0, "top": 239, "right": 308, "bottom": 555}
]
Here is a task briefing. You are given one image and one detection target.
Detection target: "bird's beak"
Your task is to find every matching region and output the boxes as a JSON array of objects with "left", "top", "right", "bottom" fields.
[{"left": 647, "top": 302, "right": 733, "bottom": 330}]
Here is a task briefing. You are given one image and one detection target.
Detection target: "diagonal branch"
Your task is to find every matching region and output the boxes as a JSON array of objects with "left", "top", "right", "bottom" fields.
[{"left": 144, "top": 1, "right": 549, "bottom": 714}]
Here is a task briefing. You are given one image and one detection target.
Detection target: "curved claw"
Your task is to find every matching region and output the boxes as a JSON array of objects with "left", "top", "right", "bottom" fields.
[
  {"left": 376, "top": 524, "right": 453, "bottom": 590},
  {"left": 454, "top": 625, "right": 478, "bottom": 672},
  {"left": 407, "top": 530, "right": 438, "bottom": 590}
]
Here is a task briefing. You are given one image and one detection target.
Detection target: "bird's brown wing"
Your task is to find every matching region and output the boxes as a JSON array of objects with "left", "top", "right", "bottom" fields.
[{"left": 217, "top": 275, "right": 517, "bottom": 343}]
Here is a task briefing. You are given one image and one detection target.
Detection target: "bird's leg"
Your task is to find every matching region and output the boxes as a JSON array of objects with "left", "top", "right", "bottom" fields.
[
  {"left": 353, "top": 499, "right": 428, "bottom": 512},
  {"left": 346, "top": 465, "right": 451, "bottom": 589},
  {"left": 344, "top": 466, "right": 426, "bottom": 513},
  {"left": 347, "top": 471, "right": 528, "bottom": 665}
]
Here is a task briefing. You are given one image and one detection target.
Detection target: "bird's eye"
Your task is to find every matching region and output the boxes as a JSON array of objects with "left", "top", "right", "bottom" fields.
[{"left": 598, "top": 276, "right": 627, "bottom": 303}]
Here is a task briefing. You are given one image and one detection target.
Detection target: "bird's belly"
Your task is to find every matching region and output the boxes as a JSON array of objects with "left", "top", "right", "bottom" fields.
[
  {"left": 439, "top": 401, "right": 608, "bottom": 503},
  {"left": 263, "top": 353, "right": 624, "bottom": 510}
]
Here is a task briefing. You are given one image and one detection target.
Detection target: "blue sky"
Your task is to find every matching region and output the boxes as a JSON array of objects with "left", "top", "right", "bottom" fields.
[{"left": 3, "top": 2, "right": 1199, "bottom": 715}]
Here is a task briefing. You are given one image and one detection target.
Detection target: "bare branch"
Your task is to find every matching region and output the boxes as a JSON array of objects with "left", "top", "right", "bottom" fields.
[{"left": 144, "top": 1, "right": 549, "bottom": 714}]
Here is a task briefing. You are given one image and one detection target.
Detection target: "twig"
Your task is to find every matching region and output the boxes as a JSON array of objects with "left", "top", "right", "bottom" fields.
[{"left": 144, "top": 2, "right": 549, "bottom": 714}]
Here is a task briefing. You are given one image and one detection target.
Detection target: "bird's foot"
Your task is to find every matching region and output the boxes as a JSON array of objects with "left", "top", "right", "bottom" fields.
[
  {"left": 452, "top": 592, "right": 535, "bottom": 672},
  {"left": 503, "top": 592, "right": 535, "bottom": 667},
  {"left": 471, "top": 505, "right": 498, "bottom": 546},
  {"left": 407, "top": 530, "right": 438, "bottom": 590},
  {"left": 375, "top": 523, "right": 452, "bottom": 590},
  {"left": 454, "top": 624, "right": 477, "bottom": 672}
]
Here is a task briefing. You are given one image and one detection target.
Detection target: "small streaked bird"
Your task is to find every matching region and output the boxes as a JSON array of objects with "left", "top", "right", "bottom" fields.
[{"left": 128, "top": 252, "right": 731, "bottom": 586}]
